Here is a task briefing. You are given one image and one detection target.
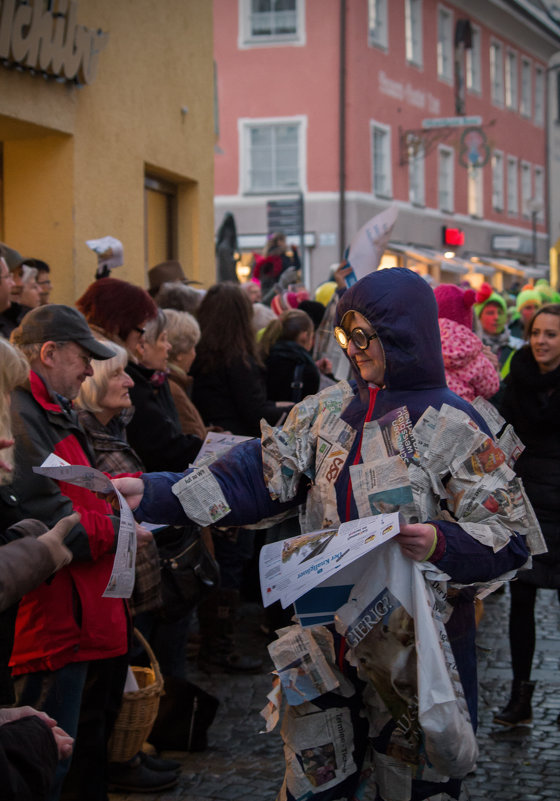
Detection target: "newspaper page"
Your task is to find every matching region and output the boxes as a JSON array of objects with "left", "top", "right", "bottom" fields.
[
  {"left": 361, "top": 406, "right": 420, "bottom": 466},
  {"left": 349, "top": 456, "right": 414, "bottom": 519},
  {"left": 268, "top": 626, "right": 339, "bottom": 706},
  {"left": 259, "top": 675, "right": 282, "bottom": 733},
  {"left": 424, "top": 404, "right": 487, "bottom": 476},
  {"left": 33, "top": 454, "right": 136, "bottom": 598},
  {"left": 497, "top": 423, "right": 525, "bottom": 467},
  {"left": 412, "top": 406, "right": 439, "bottom": 458},
  {"left": 260, "top": 513, "right": 400, "bottom": 609},
  {"left": 192, "top": 431, "right": 253, "bottom": 468},
  {"left": 281, "top": 704, "right": 358, "bottom": 795},
  {"left": 171, "top": 465, "right": 231, "bottom": 526}
]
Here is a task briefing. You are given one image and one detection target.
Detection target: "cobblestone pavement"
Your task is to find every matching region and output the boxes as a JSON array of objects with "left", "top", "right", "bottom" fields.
[{"left": 110, "top": 587, "right": 560, "bottom": 801}]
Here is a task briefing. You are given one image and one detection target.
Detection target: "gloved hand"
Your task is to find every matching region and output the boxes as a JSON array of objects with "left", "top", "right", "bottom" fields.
[{"left": 37, "top": 512, "right": 80, "bottom": 570}]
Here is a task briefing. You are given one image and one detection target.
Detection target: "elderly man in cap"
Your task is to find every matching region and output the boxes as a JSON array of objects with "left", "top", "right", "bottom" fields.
[{"left": 8, "top": 306, "right": 173, "bottom": 800}]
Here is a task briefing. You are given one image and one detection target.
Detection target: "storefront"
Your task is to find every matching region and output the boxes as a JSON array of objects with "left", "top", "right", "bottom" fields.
[{"left": 0, "top": 0, "right": 215, "bottom": 303}]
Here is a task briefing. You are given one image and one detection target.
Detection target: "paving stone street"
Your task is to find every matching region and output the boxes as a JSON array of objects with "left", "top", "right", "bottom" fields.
[{"left": 110, "top": 587, "right": 560, "bottom": 801}]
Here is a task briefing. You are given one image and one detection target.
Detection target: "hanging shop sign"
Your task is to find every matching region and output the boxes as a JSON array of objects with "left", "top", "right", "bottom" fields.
[{"left": 0, "top": 0, "right": 109, "bottom": 86}]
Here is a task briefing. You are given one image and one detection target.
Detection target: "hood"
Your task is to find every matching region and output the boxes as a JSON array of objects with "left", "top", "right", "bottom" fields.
[{"left": 336, "top": 268, "right": 446, "bottom": 392}]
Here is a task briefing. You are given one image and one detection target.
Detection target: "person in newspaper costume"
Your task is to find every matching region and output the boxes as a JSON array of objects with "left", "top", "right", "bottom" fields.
[{"left": 114, "top": 268, "right": 539, "bottom": 801}]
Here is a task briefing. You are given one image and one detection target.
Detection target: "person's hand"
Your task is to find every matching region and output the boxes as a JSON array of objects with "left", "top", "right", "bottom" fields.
[
  {"left": 334, "top": 263, "right": 354, "bottom": 290},
  {"left": 395, "top": 523, "right": 438, "bottom": 562},
  {"left": 481, "top": 344, "right": 499, "bottom": 371},
  {"left": 37, "top": 512, "right": 79, "bottom": 570},
  {"left": 315, "top": 357, "right": 333, "bottom": 375},
  {"left": 0, "top": 707, "right": 74, "bottom": 760},
  {"left": 135, "top": 523, "right": 153, "bottom": 550},
  {"left": 111, "top": 477, "right": 145, "bottom": 510},
  {"left": 0, "top": 437, "right": 14, "bottom": 473}
]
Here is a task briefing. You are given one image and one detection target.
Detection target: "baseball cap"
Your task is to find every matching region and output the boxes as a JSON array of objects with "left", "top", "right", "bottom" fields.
[{"left": 12, "top": 305, "right": 116, "bottom": 360}]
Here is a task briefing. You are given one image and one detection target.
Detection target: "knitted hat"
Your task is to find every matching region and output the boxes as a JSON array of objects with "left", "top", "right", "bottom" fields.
[
  {"left": 270, "top": 289, "right": 309, "bottom": 316},
  {"left": 515, "top": 287, "right": 542, "bottom": 313},
  {"left": 434, "top": 284, "right": 476, "bottom": 329},
  {"left": 314, "top": 281, "right": 337, "bottom": 307},
  {"left": 535, "top": 279, "right": 560, "bottom": 304},
  {"left": 474, "top": 283, "right": 507, "bottom": 317}
]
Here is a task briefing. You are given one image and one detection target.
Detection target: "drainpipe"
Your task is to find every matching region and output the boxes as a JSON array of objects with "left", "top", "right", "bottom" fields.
[{"left": 338, "top": 0, "right": 346, "bottom": 261}]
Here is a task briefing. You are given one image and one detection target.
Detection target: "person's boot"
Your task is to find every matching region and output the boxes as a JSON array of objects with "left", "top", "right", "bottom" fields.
[
  {"left": 197, "top": 588, "right": 262, "bottom": 673},
  {"left": 493, "top": 679, "right": 535, "bottom": 726}
]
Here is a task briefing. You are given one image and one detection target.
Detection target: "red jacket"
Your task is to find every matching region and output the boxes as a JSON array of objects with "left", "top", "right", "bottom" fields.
[{"left": 9, "top": 372, "right": 128, "bottom": 674}]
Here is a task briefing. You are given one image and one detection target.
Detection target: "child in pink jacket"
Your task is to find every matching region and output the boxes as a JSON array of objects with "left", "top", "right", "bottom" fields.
[{"left": 434, "top": 283, "right": 500, "bottom": 402}]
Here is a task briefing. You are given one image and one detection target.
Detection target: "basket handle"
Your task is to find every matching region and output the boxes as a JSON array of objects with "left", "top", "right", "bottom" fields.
[{"left": 132, "top": 627, "right": 163, "bottom": 687}]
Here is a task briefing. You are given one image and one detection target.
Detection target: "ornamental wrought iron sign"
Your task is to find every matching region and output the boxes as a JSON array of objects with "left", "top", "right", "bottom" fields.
[{"left": 0, "top": 0, "right": 109, "bottom": 86}]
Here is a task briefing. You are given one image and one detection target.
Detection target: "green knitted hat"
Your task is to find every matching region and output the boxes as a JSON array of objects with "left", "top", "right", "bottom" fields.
[{"left": 474, "top": 283, "right": 507, "bottom": 317}]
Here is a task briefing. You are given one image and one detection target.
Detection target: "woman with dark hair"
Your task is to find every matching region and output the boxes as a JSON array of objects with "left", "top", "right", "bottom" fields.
[
  {"left": 192, "top": 282, "right": 291, "bottom": 436},
  {"left": 494, "top": 303, "right": 560, "bottom": 727},
  {"left": 76, "top": 277, "right": 158, "bottom": 359},
  {"left": 260, "top": 309, "right": 321, "bottom": 403}
]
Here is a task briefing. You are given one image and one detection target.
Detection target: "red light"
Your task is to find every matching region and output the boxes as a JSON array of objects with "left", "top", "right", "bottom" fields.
[{"left": 443, "top": 227, "right": 465, "bottom": 247}]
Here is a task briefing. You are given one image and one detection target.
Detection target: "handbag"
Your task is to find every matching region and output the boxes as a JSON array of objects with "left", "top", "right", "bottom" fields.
[{"left": 154, "top": 524, "right": 220, "bottom": 621}]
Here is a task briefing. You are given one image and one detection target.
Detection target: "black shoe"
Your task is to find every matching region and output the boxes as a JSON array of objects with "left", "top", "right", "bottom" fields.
[
  {"left": 493, "top": 679, "right": 535, "bottom": 726},
  {"left": 108, "top": 759, "right": 179, "bottom": 793},
  {"left": 139, "top": 750, "right": 181, "bottom": 772}
]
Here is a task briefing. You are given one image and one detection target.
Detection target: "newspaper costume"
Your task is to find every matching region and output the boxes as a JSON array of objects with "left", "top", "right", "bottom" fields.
[{"left": 135, "top": 269, "right": 536, "bottom": 801}]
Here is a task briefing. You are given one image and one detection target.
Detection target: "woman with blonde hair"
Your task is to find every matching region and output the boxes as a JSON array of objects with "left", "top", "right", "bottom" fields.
[{"left": 162, "top": 308, "right": 207, "bottom": 439}]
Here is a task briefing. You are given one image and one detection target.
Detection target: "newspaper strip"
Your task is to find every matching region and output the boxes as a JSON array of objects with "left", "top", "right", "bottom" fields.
[
  {"left": 281, "top": 704, "right": 358, "bottom": 795},
  {"left": 33, "top": 454, "right": 136, "bottom": 598},
  {"left": 268, "top": 625, "right": 339, "bottom": 706},
  {"left": 349, "top": 456, "right": 415, "bottom": 520},
  {"left": 260, "top": 513, "right": 400, "bottom": 609},
  {"left": 471, "top": 395, "right": 506, "bottom": 437},
  {"left": 361, "top": 406, "right": 420, "bottom": 466},
  {"left": 259, "top": 675, "right": 282, "bottom": 733},
  {"left": 171, "top": 465, "right": 231, "bottom": 526},
  {"left": 497, "top": 423, "right": 525, "bottom": 467},
  {"left": 192, "top": 431, "right": 252, "bottom": 468}
]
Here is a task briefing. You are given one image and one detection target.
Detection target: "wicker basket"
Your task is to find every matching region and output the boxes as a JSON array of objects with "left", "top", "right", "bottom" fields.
[{"left": 108, "top": 628, "right": 164, "bottom": 762}]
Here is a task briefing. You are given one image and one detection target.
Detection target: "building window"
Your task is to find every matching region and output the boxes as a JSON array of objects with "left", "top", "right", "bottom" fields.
[
  {"left": 520, "top": 58, "right": 532, "bottom": 117},
  {"left": 438, "top": 146, "right": 454, "bottom": 212},
  {"left": 505, "top": 50, "right": 518, "bottom": 110},
  {"left": 521, "top": 161, "right": 532, "bottom": 218},
  {"left": 368, "top": 0, "right": 388, "bottom": 49},
  {"left": 468, "top": 166, "right": 483, "bottom": 218},
  {"left": 437, "top": 6, "right": 453, "bottom": 82},
  {"left": 507, "top": 156, "right": 518, "bottom": 216},
  {"left": 240, "top": 0, "right": 305, "bottom": 47},
  {"left": 408, "top": 144, "right": 425, "bottom": 206},
  {"left": 466, "top": 24, "right": 481, "bottom": 93},
  {"left": 490, "top": 40, "right": 504, "bottom": 106},
  {"left": 241, "top": 118, "right": 304, "bottom": 193},
  {"left": 534, "top": 165, "right": 544, "bottom": 222},
  {"left": 534, "top": 66, "right": 544, "bottom": 126},
  {"left": 492, "top": 150, "right": 504, "bottom": 212},
  {"left": 371, "top": 121, "right": 392, "bottom": 198},
  {"left": 405, "top": 0, "right": 422, "bottom": 67}
]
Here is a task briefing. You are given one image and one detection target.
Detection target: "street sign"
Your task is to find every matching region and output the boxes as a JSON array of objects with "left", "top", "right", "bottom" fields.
[
  {"left": 267, "top": 196, "right": 304, "bottom": 236},
  {"left": 422, "top": 115, "right": 482, "bottom": 129}
]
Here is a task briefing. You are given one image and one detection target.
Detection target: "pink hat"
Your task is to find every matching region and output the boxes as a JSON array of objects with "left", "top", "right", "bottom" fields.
[{"left": 434, "top": 283, "right": 476, "bottom": 329}]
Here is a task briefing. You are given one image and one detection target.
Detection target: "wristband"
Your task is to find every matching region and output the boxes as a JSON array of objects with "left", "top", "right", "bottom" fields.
[{"left": 423, "top": 525, "right": 439, "bottom": 561}]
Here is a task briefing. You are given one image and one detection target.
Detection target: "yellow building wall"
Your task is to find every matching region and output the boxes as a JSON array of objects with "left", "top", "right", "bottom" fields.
[{"left": 0, "top": 0, "right": 214, "bottom": 304}]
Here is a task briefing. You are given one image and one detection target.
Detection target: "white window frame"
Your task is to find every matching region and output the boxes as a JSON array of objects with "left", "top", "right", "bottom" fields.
[
  {"left": 438, "top": 145, "right": 454, "bottom": 213},
  {"left": 520, "top": 57, "right": 532, "bottom": 117},
  {"left": 492, "top": 150, "right": 504, "bottom": 212},
  {"left": 239, "top": 115, "right": 307, "bottom": 195},
  {"left": 534, "top": 66, "right": 544, "bottom": 126},
  {"left": 368, "top": 0, "right": 388, "bottom": 50},
  {"left": 437, "top": 5, "right": 453, "bottom": 83},
  {"left": 238, "top": 0, "right": 306, "bottom": 49},
  {"left": 490, "top": 39, "right": 504, "bottom": 107},
  {"left": 408, "top": 143, "right": 425, "bottom": 206},
  {"left": 371, "top": 120, "right": 393, "bottom": 199},
  {"left": 467, "top": 165, "right": 484, "bottom": 218},
  {"left": 534, "top": 165, "right": 545, "bottom": 223},
  {"left": 507, "top": 155, "right": 518, "bottom": 216},
  {"left": 505, "top": 49, "right": 518, "bottom": 110},
  {"left": 521, "top": 160, "right": 532, "bottom": 218},
  {"left": 405, "top": 0, "right": 422, "bottom": 68},
  {"left": 466, "top": 23, "right": 481, "bottom": 94}
]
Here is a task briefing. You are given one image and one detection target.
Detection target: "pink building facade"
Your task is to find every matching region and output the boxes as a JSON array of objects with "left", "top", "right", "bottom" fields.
[{"left": 214, "top": 0, "right": 560, "bottom": 290}]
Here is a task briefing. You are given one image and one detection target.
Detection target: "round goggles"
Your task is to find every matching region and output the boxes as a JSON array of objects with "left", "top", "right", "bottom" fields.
[{"left": 333, "top": 325, "right": 378, "bottom": 351}]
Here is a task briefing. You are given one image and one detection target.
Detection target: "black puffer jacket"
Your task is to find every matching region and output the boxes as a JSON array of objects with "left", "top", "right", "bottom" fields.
[
  {"left": 265, "top": 340, "right": 320, "bottom": 402},
  {"left": 500, "top": 345, "right": 560, "bottom": 587}
]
